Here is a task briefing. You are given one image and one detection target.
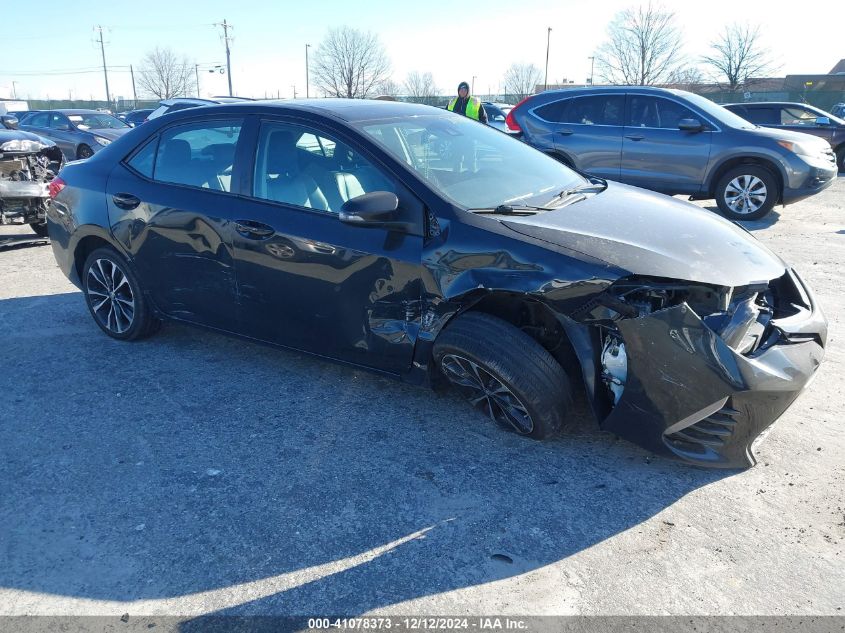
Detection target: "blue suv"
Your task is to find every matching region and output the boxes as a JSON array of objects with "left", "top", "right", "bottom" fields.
[{"left": 507, "top": 87, "right": 837, "bottom": 220}]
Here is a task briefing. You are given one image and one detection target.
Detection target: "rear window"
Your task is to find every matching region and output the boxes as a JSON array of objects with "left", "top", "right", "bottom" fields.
[{"left": 152, "top": 120, "right": 242, "bottom": 192}]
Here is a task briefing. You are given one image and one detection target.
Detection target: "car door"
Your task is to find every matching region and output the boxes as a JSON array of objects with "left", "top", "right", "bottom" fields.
[
  {"left": 105, "top": 117, "right": 245, "bottom": 332},
  {"left": 48, "top": 112, "right": 79, "bottom": 159},
  {"left": 620, "top": 95, "right": 713, "bottom": 194},
  {"left": 533, "top": 94, "right": 624, "bottom": 180},
  {"left": 229, "top": 116, "right": 424, "bottom": 374}
]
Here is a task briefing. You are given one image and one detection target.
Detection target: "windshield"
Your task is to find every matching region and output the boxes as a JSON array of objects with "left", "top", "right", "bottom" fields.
[
  {"left": 355, "top": 114, "right": 584, "bottom": 209},
  {"left": 68, "top": 113, "right": 129, "bottom": 130},
  {"left": 679, "top": 92, "right": 759, "bottom": 130}
]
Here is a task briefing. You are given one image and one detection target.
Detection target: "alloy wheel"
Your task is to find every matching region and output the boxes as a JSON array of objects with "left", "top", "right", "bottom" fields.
[
  {"left": 86, "top": 258, "right": 135, "bottom": 334},
  {"left": 440, "top": 353, "right": 534, "bottom": 434},
  {"left": 723, "top": 175, "right": 768, "bottom": 215}
]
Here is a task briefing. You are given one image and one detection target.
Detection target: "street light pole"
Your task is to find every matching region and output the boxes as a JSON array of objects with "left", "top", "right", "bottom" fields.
[
  {"left": 588, "top": 56, "right": 595, "bottom": 86},
  {"left": 544, "top": 27, "right": 552, "bottom": 91},
  {"left": 305, "top": 43, "right": 311, "bottom": 98},
  {"left": 11, "top": 81, "right": 18, "bottom": 99},
  {"left": 195, "top": 64, "right": 201, "bottom": 98},
  {"left": 472, "top": 75, "right": 477, "bottom": 94}
]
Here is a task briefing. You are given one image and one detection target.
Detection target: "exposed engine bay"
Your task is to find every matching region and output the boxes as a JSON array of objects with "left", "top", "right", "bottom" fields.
[{"left": 0, "top": 139, "right": 63, "bottom": 234}]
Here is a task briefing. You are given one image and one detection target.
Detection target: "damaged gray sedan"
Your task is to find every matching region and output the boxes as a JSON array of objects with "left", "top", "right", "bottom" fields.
[
  {"left": 46, "top": 101, "right": 826, "bottom": 469},
  {"left": 1, "top": 116, "right": 63, "bottom": 236}
]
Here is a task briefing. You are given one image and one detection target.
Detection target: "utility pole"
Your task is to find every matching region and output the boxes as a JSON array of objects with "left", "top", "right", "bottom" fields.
[
  {"left": 544, "top": 27, "right": 552, "bottom": 91},
  {"left": 95, "top": 25, "right": 111, "bottom": 107},
  {"left": 588, "top": 56, "right": 595, "bottom": 86},
  {"left": 472, "top": 75, "right": 477, "bottom": 94},
  {"left": 215, "top": 19, "right": 234, "bottom": 96},
  {"left": 130, "top": 64, "right": 138, "bottom": 107},
  {"left": 11, "top": 81, "right": 18, "bottom": 99},
  {"left": 195, "top": 64, "right": 201, "bottom": 98},
  {"left": 305, "top": 43, "right": 311, "bottom": 98},
  {"left": 291, "top": 84, "right": 297, "bottom": 99}
]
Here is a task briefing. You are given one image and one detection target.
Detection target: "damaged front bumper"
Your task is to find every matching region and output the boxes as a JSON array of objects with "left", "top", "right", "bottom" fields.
[
  {"left": 0, "top": 145, "right": 62, "bottom": 227},
  {"left": 592, "top": 270, "right": 826, "bottom": 468}
]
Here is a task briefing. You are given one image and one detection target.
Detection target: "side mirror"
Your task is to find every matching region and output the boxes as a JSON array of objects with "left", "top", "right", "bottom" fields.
[
  {"left": 493, "top": 115, "right": 505, "bottom": 122},
  {"left": 678, "top": 118, "right": 704, "bottom": 132},
  {"left": 0, "top": 115, "right": 19, "bottom": 130},
  {"left": 815, "top": 116, "right": 831, "bottom": 126},
  {"left": 339, "top": 191, "right": 402, "bottom": 229}
]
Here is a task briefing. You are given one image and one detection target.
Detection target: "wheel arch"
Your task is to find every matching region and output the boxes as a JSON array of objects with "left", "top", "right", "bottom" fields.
[{"left": 706, "top": 156, "right": 785, "bottom": 202}]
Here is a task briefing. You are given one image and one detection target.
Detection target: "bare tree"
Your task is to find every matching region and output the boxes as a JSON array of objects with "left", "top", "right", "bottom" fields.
[
  {"left": 137, "top": 47, "right": 194, "bottom": 99},
  {"left": 404, "top": 71, "right": 439, "bottom": 104},
  {"left": 596, "top": 3, "right": 685, "bottom": 85},
  {"left": 701, "top": 23, "right": 780, "bottom": 90},
  {"left": 311, "top": 27, "right": 391, "bottom": 98},
  {"left": 666, "top": 65, "right": 705, "bottom": 90},
  {"left": 502, "top": 63, "right": 542, "bottom": 100},
  {"left": 378, "top": 78, "right": 401, "bottom": 98}
]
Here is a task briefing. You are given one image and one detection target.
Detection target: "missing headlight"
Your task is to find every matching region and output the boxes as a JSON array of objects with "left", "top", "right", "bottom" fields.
[{"left": 601, "top": 332, "right": 627, "bottom": 405}]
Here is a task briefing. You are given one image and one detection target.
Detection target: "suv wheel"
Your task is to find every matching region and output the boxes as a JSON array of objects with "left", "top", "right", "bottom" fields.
[
  {"left": 836, "top": 147, "right": 845, "bottom": 173},
  {"left": 433, "top": 312, "right": 574, "bottom": 440},
  {"left": 76, "top": 144, "right": 94, "bottom": 159},
  {"left": 715, "top": 165, "right": 777, "bottom": 221},
  {"left": 82, "top": 247, "right": 161, "bottom": 340}
]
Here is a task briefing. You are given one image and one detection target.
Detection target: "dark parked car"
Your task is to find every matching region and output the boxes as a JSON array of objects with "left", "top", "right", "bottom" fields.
[
  {"left": 116, "top": 109, "right": 154, "bottom": 127},
  {"left": 20, "top": 109, "right": 131, "bottom": 160},
  {"left": 830, "top": 103, "right": 845, "bottom": 119},
  {"left": 146, "top": 96, "right": 254, "bottom": 121},
  {"left": 724, "top": 102, "right": 845, "bottom": 172},
  {"left": 482, "top": 101, "right": 514, "bottom": 133},
  {"left": 507, "top": 87, "right": 837, "bottom": 220},
  {"left": 46, "top": 100, "right": 827, "bottom": 468}
]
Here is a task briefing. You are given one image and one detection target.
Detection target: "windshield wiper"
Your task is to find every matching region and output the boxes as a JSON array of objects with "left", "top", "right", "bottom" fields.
[
  {"left": 466, "top": 203, "right": 552, "bottom": 215},
  {"left": 554, "top": 180, "right": 608, "bottom": 200}
]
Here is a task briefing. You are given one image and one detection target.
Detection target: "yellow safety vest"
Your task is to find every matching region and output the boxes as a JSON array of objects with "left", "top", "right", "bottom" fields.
[{"left": 448, "top": 96, "right": 482, "bottom": 121}]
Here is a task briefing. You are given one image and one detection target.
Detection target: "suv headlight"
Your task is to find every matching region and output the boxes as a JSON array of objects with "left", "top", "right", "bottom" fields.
[
  {"left": 777, "top": 139, "right": 822, "bottom": 158},
  {"left": 93, "top": 136, "right": 111, "bottom": 147},
  {"left": 0, "top": 139, "right": 43, "bottom": 152}
]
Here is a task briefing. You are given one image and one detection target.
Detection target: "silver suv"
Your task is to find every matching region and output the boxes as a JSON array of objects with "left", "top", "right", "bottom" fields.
[{"left": 507, "top": 87, "right": 837, "bottom": 220}]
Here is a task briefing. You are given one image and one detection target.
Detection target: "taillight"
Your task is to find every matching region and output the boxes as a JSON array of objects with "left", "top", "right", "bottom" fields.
[
  {"left": 505, "top": 95, "right": 533, "bottom": 132},
  {"left": 48, "top": 176, "right": 66, "bottom": 199}
]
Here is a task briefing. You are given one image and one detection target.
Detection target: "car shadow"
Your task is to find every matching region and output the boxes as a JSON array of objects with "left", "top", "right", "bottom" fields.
[{"left": 0, "top": 292, "right": 731, "bottom": 616}]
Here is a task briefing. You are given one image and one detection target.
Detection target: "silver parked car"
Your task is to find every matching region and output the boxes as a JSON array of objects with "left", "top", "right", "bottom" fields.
[{"left": 20, "top": 110, "right": 131, "bottom": 160}]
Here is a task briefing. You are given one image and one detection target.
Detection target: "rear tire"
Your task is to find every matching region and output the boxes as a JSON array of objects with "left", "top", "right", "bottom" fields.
[
  {"left": 715, "top": 165, "right": 777, "bottom": 221},
  {"left": 82, "top": 247, "right": 161, "bottom": 341},
  {"left": 836, "top": 147, "right": 845, "bottom": 173},
  {"left": 29, "top": 222, "right": 49, "bottom": 238},
  {"left": 433, "top": 312, "right": 573, "bottom": 440}
]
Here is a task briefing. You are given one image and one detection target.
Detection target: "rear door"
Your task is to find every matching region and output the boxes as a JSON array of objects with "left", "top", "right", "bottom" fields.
[
  {"left": 620, "top": 95, "right": 713, "bottom": 194},
  {"left": 48, "top": 112, "right": 79, "bottom": 159},
  {"left": 534, "top": 94, "right": 624, "bottom": 180},
  {"left": 105, "top": 117, "right": 245, "bottom": 332},
  {"left": 228, "top": 116, "right": 424, "bottom": 374}
]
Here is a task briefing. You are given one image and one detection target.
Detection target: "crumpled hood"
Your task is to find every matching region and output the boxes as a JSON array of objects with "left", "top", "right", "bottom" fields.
[
  {"left": 502, "top": 182, "right": 787, "bottom": 288},
  {"left": 0, "top": 129, "right": 57, "bottom": 148}
]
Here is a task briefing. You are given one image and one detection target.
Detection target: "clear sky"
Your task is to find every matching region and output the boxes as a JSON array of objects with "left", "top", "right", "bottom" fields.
[{"left": 1, "top": 0, "right": 841, "bottom": 102}]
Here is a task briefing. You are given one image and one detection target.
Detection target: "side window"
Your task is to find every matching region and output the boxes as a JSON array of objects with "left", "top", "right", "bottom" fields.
[
  {"left": 654, "top": 98, "right": 698, "bottom": 129},
  {"left": 627, "top": 96, "right": 660, "bottom": 127},
  {"left": 535, "top": 98, "right": 572, "bottom": 123},
  {"left": 743, "top": 107, "right": 778, "bottom": 125},
  {"left": 781, "top": 107, "right": 818, "bottom": 126},
  {"left": 50, "top": 113, "right": 73, "bottom": 130},
  {"left": 126, "top": 137, "right": 159, "bottom": 178},
  {"left": 252, "top": 122, "right": 395, "bottom": 213},
  {"left": 28, "top": 112, "right": 50, "bottom": 128},
  {"left": 152, "top": 120, "right": 242, "bottom": 192},
  {"left": 564, "top": 95, "right": 625, "bottom": 126}
]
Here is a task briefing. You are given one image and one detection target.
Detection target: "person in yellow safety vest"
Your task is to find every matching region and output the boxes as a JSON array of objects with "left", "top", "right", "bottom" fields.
[{"left": 447, "top": 81, "right": 488, "bottom": 124}]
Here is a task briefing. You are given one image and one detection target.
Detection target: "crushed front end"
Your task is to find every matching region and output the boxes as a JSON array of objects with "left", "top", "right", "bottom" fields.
[
  {"left": 570, "top": 269, "right": 826, "bottom": 468},
  {"left": 0, "top": 139, "right": 63, "bottom": 231}
]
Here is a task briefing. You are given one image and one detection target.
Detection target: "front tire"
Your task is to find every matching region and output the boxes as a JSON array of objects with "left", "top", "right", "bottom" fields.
[
  {"left": 433, "top": 312, "right": 573, "bottom": 440},
  {"left": 76, "top": 144, "right": 94, "bottom": 159},
  {"left": 715, "top": 165, "right": 777, "bottom": 221},
  {"left": 82, "top": 247, "right": 160, "bottom": 341},
  {"left": 836, "top": 147, "right": 845, "bottom": 173}
]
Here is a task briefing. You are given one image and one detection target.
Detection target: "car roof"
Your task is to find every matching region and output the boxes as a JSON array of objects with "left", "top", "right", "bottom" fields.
[
  {"left": 54, "top": 109, "right": 116, "bottom": 115},
  {"left": 163, "top": 99, "right": 449, "bottom": 124},
  {"left": 724, "top": 102, "right": 819, "bottom": 108},
  {"left": 160, "top": 97, "right": 254, "bottom": 106}
]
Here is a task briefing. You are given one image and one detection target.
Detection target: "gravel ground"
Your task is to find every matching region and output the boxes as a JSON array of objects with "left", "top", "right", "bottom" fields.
[{"left": 0, "top": 179, "right": 843, "bottom": 621}]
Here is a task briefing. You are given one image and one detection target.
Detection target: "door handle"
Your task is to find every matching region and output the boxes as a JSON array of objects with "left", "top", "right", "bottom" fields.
[
  {"left": 625, "top": 134, "right": 645, "bottom": 141},
  {"left": 112, "top": 193, "right": 141, "bottom": 210},
  {"left": 557, "top": 128, "right": 574, "bottom": 136},
  {"left": 234, "top": 220, "right": 275, "bottom": 239}
]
